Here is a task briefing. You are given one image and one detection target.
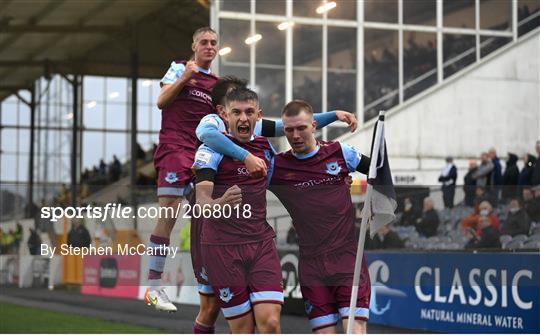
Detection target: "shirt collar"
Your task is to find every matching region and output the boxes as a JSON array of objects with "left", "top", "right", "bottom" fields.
[{"left": 292, "top": 145, "right": 320, "bottom": 160}]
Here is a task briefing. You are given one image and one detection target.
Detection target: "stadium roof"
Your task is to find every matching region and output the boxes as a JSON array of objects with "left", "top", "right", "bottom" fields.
[{"left": 0, "top": 0, "right": 210, "bottom": 101}]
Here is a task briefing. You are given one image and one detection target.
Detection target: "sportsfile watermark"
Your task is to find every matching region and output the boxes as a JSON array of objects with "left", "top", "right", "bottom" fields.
[{"left": 40, "top": 203, "right": 253, "bottom": 222}]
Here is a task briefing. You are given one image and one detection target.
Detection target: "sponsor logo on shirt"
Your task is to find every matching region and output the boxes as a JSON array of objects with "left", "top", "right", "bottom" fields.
[
  {"left": 195, "top": 150, "right": 212, "bottom": 167},
  {"left": 237, "top": 167, "right": 250, "bottom": 176},
  {"left": 189, "top": 89, "right": 212, "bottom": 103}
]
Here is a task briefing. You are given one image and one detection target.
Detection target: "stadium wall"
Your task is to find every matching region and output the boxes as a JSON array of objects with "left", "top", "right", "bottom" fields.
[{"left": 343, "top": 29, "right": 540, "bottom": 187}]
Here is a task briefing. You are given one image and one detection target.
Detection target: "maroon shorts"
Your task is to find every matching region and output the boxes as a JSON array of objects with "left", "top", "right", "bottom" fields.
[
  {"left": 202, "top": 238, "right": 284, "bottom": 320},
  {"left": 181, "top": 191, "right": 213, "bottom": 295},
  {"left": 299, "top": 247, "right": 370, "bottom": 331},
  {"left": 154, "top": 143, "right": 194, "bottom": 197}
]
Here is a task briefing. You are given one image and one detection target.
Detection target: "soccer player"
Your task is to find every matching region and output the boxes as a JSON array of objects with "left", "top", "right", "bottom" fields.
[
  {"left": 197, "top": 100, "right": 372, "bottom": 333},
  {"left": 190, "top": 76, "right": 358, "bottom": 333},
  {"left": 269, "top": 101, "right": 371, "bottom": 334},
  {"left": 192, "top": 87, "right": 283, "bottom": 333}
]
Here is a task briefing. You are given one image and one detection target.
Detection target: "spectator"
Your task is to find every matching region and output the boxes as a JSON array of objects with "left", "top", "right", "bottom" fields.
[
  {"left": 519, "top": 154, "right": 536, "bottom": 186},
  {"left": 477, "top": 201, "right": 501, "bottom": 234},
  {"left": 473, "top": 152, "right": 494, "bottom": 187},
  {"left": 370, "top": 226, "right": 404, "bottom": 249},
  {"left": 464, "top": 160, "right": 478, "bottom": 207},
  {"left": 504, "top": 198, "right": 531, "bottom": 236},
  {"left": 13, "top": 223, "right": 23, "bottom": 252},
  {"left": 439, "top": 156, "right": 457, "bottom": 208},
  {"left": 462, "top": 199, "right": 500, "bottom": 233},
  {"left": 523, "top": 187, "right": 540, "bottom": 222},
  {"left": 531, "top": 141, "right": 540, "bottom": 185},
  {"left": 465, "top": 216, "right": 501, "bottom": 249},
  {"left": 0, "top": 228, "right": 7, "bottom": 254},
  {"left": 27, "top": 228, "right": 42, "bottom": 255},
  {"left": 489, "top": 148, "right": 503, "bottom": 201},
  {"left": 399, "top": 197, "right": 420, "bottom": 226},
  {"left": 473, "top": 186, "right": 493, "bottom": 209},
  {"left": 2, "top": 229, "right": 16, "bottom": 254},
  {"left": 67, "top": 219, "right": 91, "bottom": 248},
  {"left": 99, "top": 159, "right": 107, "bottom": 177},
  {"left": 502, "top": 153, "right": 520, "bottom": 200},
  {"left": 415, "top": 197, "right": 440, "bottom": 237},
  {"left": 489, "top": 148, "right": 503, "bottom": 187},
  {"left": 110, "top": 155, "right": 122, "bottom": 182}
]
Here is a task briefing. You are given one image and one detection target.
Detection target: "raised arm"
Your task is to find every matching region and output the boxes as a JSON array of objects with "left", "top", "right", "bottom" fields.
[
  {"left": 157, "top": 60, "right": 198, "bottom": 109},
  {"left": 265, "top": 110, "right": 358, "bottom": 137}
]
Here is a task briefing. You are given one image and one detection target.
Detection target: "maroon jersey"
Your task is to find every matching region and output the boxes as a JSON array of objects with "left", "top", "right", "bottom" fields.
[
  {"left": 193, "top": 136, "right": 276, "bottom": 245},
  {"left": 270, "top": 141, "right": 358, "bottom": 258},
  {"left": 159, "top": 60, "right": 218, "bottom": 148}
]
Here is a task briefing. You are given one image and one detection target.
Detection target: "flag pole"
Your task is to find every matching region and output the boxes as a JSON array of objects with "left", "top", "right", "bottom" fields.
[
  {"left": 346, "top": 111, "right": 385, "bottom": 334},
  {"left": 346, "top": 184, "right": 372, "bottom": 334}
]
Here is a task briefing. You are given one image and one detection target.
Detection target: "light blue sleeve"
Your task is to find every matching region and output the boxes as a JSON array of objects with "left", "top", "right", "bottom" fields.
[
  {"left": 273, "top": 111, "right": 337, "bottom": 137},
  {"left": 254, "top": 120, "right": 263, "bottom": 136},
  {"left": 196, "top": 114, "right": 249, "bottom": 162},
  {"left": 314, "top": 111, "right": 337, "bottom": 129},
  {"left": 274, "top": 120, "right": 284, "bottom": 136},
  {"left": 192, "top": 144, "right": 224, "bottom": 172},
  {"left": 340, "top": 143, "right": 363, "bottom": 172},
  {"left": 161, "top": 62, "right": 185, "bottom": 85}
]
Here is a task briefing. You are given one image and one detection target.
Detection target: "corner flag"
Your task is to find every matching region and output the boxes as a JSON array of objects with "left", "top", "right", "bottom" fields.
[
  {"left": 367, "top": 112, "right": 397, "bottom": 238},
  {"left": 346, "top": 110, "right": 396, "bottom": 334}
]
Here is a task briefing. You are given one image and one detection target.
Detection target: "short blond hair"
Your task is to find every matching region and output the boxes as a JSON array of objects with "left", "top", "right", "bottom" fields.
[{"left": 193, "top": 27, "right": 217, "bottom": 41}]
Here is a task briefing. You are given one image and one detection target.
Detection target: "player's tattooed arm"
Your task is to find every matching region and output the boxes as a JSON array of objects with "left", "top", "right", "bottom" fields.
[
  {"left": 157, "top": 60, "right": 198, "bottom": 109},
  {"left": 196, "top": 116, "right": 267, "bottom": 178}
]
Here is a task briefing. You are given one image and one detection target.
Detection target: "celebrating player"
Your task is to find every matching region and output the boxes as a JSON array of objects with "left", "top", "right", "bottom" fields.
[
  {"left": 269, "top": 101, "right": 371, "bottom": 333},
  {"left": 192, "top": 87, "right": 283, "bottom": 333},
  {"left": 196, "top": 100, "right": 372, "bottom": 333},
  {"left": 146, "top": 27, "right": 226, "bottom": 334},
  {"left": 190, "top": 76, "right": 358, "bottom": 333}
]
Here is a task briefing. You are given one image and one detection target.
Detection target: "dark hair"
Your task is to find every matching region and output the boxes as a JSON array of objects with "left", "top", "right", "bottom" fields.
[
  {"left": 510, "top": 198, "right": 522, "bottom": 207},
  {"left": 225, "top": 87, "right": 259, "bottom": 106},
  {"left": 192, "top": 26, "right": 217, "bottom": 41},
  {"left": 212, "top": 76, "right": 248, "bottom": 108},
  {"left": 281, "top": 100, "right": 313, "bottom": 117}
]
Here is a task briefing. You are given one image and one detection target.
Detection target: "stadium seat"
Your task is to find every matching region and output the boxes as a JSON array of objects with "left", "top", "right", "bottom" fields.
[
  {"left": 504, "top": 240, "right": 524, "bottom": 250},
  {"left": 531, "top": 226, "right": 540, "bottom": 236},
  {"left": 520, "top": 241, "right": 540, "bottom": 250},
  {"left": 512, "top": 234, "right": 529, "bottom": 243},
  {"left": 499, "top": 235, "right": 512, "bottom": 248},
  {"left": 528, "top": 234, "right": 540, "bottom": 242}
]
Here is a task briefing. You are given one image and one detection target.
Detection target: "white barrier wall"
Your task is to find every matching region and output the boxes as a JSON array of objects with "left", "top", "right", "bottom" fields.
[{"left": 343, "top": 30, "right": 540, "bottom": 187}]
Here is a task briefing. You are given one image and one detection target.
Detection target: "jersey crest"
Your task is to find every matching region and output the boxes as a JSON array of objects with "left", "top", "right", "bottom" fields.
[
  {"left": 219, "top": 287, "right": 234, "bottom": 303},
  {"left": 165, "top": 172, "right": 178, "bottom": 184},
  {"left": 325, "top": 161, "right": 342, "bottom": 175}
]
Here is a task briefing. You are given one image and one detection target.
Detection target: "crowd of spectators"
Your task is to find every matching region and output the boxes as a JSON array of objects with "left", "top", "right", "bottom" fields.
[{"left": 372, "top": 141, "right": 540, "bottom": 251}]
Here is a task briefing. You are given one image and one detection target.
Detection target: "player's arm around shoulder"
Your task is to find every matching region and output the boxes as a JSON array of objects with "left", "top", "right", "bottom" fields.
[
  {"left": 339, "top": 142, "right": 370, "bottom": 175},
  {"left": 192, "top": 145, "right": 242, "bottom": 207},
  {"left": 157, "top": 60, "right": 198, "bottom": 109}
]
